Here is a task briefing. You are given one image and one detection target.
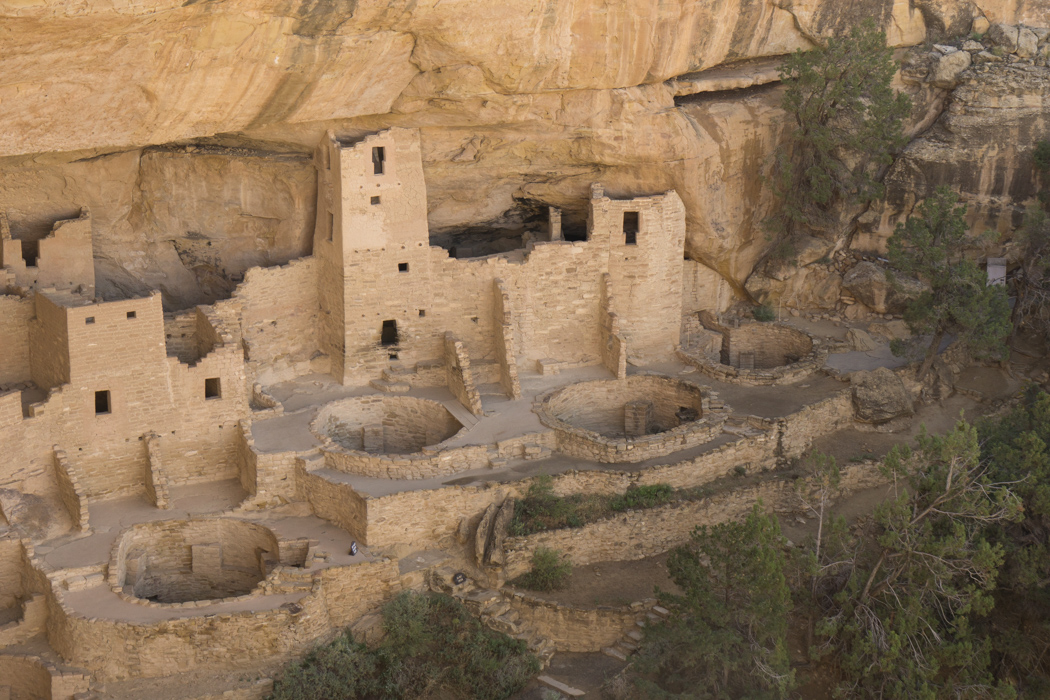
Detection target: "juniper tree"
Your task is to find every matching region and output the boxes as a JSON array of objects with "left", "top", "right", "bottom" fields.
[
  {"left": 630, "top": 505, "right": 794, "bottom": 699},
  {"left": 767, "top": 19, "right": 912, "bottom": 255},
  {"left": 812, "top": 421, "right": 1022, "bottom": 699},
  {"left": 886, "top": 186, "right": 1010, "bottom": 379}
]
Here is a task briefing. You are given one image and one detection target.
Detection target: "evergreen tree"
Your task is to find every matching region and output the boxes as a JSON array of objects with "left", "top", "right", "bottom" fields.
[
  {"left": 630, "top": 505, "right": 794, "bottom": 699},
  {"left": 812, "top": 422, "right": 1021, "bottom": 699},
  {"left": 886, "top": 186, "right": 1010, "bottom": 379},
  {"left": 767, "top": 19, "right": 912, "bottom": 254}
]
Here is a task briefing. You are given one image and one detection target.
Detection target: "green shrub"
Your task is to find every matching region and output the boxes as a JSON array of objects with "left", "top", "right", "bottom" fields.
[
  {"left": 270, "top": 592, "right": 539, "bottom": 700},
  {"left": 752, "top": 304, "right": 776, "bottom": 322},
  {"left": 610, "top": 484, "right": 674, "bottom": 511},
  {"left": 510, "top": 547, "right": 572, "bottom": 592}
]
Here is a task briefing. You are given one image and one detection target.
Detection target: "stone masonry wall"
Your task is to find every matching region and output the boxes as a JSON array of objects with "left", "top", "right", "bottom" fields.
[
  {"left": 444, "top": 333, "right": 484, "bottom": 416},
  {"left": 503, "top": 462, "right": 887, "bottom": 578},
  {"left": 725, "top": 323, "right": 813, "bottom": 370},
  {"left": 780, "top": 389, "right": 853, "bottom": 458},
  {"left": 492, "top": 278, "right": 522, "bottom": 400},
  {"left": 225, "top": 256, "right": 321, "bottom": 385},
  {"left": 0, "top": 295, "right": 32, "bottom": 386},
  {"left": 0, "top": 291, "right": 251, "bottom": 501},
  {"left": 52, "top": 448, "right": 89, "bottom": 532},
  {"left": 503, "top": 590, "right": 643, "bottom": 652}
]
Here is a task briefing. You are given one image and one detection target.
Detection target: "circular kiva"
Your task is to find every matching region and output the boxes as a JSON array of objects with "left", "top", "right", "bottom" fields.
[
  {"left": 312, "top": 395, "right": 476, "bottom": 479},
  {"left": 313, "top": 395, "right": 464, "bottom": 455},
  {"left": 682, "top": 322, "right": 826, "bottom": 386},
  {"left": 108, "top": 519, "right": 307, "bottom": 606},
  {"left": 534, "top": 374, "right": 729, "bottom": 463}
]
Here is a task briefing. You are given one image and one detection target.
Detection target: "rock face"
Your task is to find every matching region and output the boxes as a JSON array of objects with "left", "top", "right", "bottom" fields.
[
  {"left": 842, "top": 262, "right": 924, "bottom": 314},
  {"left": 851, "top": 367, "right": 914, "bottom": 424},
  {"left": 856, "top": 26, "right": 1050, "bottom": 253},
  {"left": 0, "top": 1, "right": 1049, "bottom": 309}
]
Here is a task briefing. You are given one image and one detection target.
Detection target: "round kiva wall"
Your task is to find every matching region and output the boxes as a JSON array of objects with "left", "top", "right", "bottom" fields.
[
  {"left": 535, "top": 375, "right": 729, "bottom": 463},
  {"left": 719, "top": 323, "right": 813, "bottom": 370},
  {"left": 112, "top": 519, "right": 286, "bottom": 604},
  {"left": 313, "top": 395, "right": 463, "bottom": 455}
]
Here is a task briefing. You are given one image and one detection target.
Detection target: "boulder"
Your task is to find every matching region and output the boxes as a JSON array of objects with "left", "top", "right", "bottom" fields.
[
  {"left": 930, "top": 49, "right": 972, "bottom": 88},
  {"left": 868, "top": 320, "right": 912, "bottom": 342},
  {"left": 971, "top": 17, "right": 990, "bottom": 36},
  {"left": 846, "top": 328, "right": 879, "bottom": 352},
  {"left": 988, "top": 23, "right": 1019, "bottom": 53},
  {"left": 842, "top": 262, "right": 924, "bottom": 314},
  {"left": 851, "top": 367, "right": 914, "bottom": 424},
  {"left": 1017, "top": 27, "right": 1039, "bottom": 58}
]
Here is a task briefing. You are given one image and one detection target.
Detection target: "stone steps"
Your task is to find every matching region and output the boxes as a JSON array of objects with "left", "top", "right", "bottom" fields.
[{"left": 602, "top": 603, "right": 671, "bottom": 661}]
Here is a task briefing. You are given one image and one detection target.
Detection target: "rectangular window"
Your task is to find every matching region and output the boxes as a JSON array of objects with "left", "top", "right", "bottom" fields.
[
  {"left": 418, "top": 309, "right": 426, "bottom": 317},
  {"left": 85, "top": 317, "right": 95, "bottom": 325},
  {"left": 398, "top": 262, "right": 409, "bottom": 272},
  {"left": 328, "top": 212, "right": 334, "bottom": 242},
  {"left": 205, "top": 377, "right": 221, "bottom": 400},
  {"left": 623, "top": 211, "right": 639, "bottom": 245},
  {"left": 381, "top": 320, "right": 398, "bottom": 346},
  {"left": 372, "top": 146, "right": 385, "bottom": 175},
  {"left": 371, "top": 196, "right": 381, "bottom": 205},
  {"left": 126, "top": 311, "right": 136, "bottom": 319},
  {"left": 94, "top": 390, "right": 111, "bottom": 415}
]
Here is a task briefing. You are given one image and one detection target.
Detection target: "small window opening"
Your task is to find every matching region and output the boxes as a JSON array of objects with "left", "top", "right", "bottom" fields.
[
  {"left": 21, "top": 241, "right": 39, "bottom": 267},
  {"left": 126, "top": 311, "right": 136, "bottom": 319},
  {"left": 371, "top": 196, "right": 381, "bottom": 205},
  {"left": 398, "top": 262, "right": 409, "bottom": 272},
  {"left": 381, "top": 320, "right": 398, "bottom": 346},
  {"left": 418, "top": 310, "right": 426, "bottom": 317},
  {"left": 85, "top": 317, "right": 95, "bottom": 325},
  {"left": 623, "top": 211, "right": 639, "bottom": 245},
  {"left": 328, "top": 212, "right": 334, "bottom": 242},
  {"left": 389, "top": 352, "right": 399, "bottom": 360},
  {"left": 372, "top": 146, "right": 385, "bottom": 175},
  {"left": 205, "top": 377, "right": 221, "bottom": 400},
  {"left": 94, "top": 390, "right": 111, "bottom": 415}
]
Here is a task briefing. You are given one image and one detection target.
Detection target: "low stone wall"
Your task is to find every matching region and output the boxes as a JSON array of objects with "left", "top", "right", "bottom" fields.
[
  {"left": 297, "top": 462, "right": 369, "bottom": 543},
  {"left": 780, "top": 389, "right": 853, "bottom": 458},
  {"left": 52, "top": 448, "right": 89, "bottom": 532},
  {"left": 444, "top": 332, "right": 483, "bottom": 416},
  {"left": 503, "top": 589, "right": 647, "bottom": 652},
  {"left": 364, "top": 482, "right": 516, "bottom": 549},
  {"left": 503, "top": 462, "right": 887, "bottom": 579},
  {"left": 322, "top": 442, "right": 492, "bottom": 480}
]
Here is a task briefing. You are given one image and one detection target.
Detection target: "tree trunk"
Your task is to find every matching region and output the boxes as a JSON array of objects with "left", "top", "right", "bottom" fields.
[{"left": 916, "top": 329, "right": 946, "bottom": 381}]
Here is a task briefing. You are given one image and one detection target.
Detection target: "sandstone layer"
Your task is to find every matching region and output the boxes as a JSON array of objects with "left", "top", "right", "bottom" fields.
[{"left": 1, "top": 0, "right": 1049, "bottom": 308}]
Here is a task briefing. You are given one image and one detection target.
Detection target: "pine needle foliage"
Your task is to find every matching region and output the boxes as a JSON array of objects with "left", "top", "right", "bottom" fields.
[
  {"left": 767, "top": 19, "right": 911, "bottom": 247},
  {"left": 630, "top": 505, "right": 794, "bottom": 699},
  {"left": 886, "top": 186, "right": 1010, "bottom": 378},
  {"left": 269, "top": 592, "right": 539, "bottom": 700}
]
